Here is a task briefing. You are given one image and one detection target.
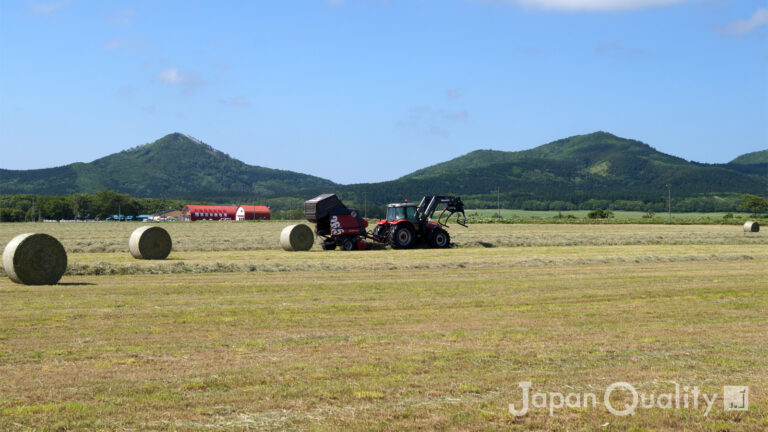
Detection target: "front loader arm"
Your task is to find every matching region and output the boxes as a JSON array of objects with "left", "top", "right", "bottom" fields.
[{"left": 418, "top": 196, "right": 467, "bottom": 228}]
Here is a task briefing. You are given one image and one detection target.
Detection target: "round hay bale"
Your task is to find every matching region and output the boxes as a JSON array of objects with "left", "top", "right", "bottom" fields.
[
  {"left": 744, "top": 221, "right": 760, "bottom": 233},
  {"left": 280, "top": 224, "right": 314, "bottom": 251},
  {"left": 129, "top": 226, "right": 172, "bottom": 259},
  {"left": 2, "top": 233, "right": 67, "bottom": 285}
]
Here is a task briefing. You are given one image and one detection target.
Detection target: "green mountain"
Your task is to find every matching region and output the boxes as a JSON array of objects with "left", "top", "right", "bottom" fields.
[
  {"left": 0, "top": 133, "right": 336, "bottom": 199},
  {"left": 731, "top": 149, "right": 768, "bottom": 165},
  {"left": 340, "top": 132, "right": 768, "bottom": 208}
]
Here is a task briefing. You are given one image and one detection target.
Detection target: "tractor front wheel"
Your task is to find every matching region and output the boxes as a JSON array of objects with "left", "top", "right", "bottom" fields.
[
  {"left": 429, "top": 228, "right": 451, "bottom": 248},
  {"left": 389, "top": 224, "right": 416, "bottom": 249}
]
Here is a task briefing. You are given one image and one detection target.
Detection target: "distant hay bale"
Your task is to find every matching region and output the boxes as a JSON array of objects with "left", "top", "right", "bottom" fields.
[
  {"left": 280, "top": 224, "right": 314, "bottom": 251},
  {"left": 744, "top": 221, "right": 760, "bottom": 233},
  {"left": 2, "top": 233, "right": 67, "bottom": 285},
  {"left": 129, "top": 226, "right": 172, "bottom": 259}
]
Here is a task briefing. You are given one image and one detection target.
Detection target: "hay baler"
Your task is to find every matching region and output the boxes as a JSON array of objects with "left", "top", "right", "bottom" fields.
[{"left": 304, "top": 194, "right": 372, "bottom": 250}]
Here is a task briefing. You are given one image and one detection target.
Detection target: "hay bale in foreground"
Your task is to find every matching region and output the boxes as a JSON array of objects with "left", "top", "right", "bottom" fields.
[
  {"left": 2, "top": 233, "right": 67, "bottom": 285},
  {"left": 744, "top": 221, "right": 760, "bottom": 233},
  {"left": 280, "top": 224, "right": 314, "bottom": 251},
  {"left": 129, "top": 226, "right": 172, "bottom": 259}
]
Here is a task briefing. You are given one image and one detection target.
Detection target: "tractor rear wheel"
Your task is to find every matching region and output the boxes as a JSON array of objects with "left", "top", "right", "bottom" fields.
[
  {"left": 429, "top": 228, "right": 450, "bottom": 248},
  {"left": 389, "top": 224, "right": 416, "bottom": 249}
]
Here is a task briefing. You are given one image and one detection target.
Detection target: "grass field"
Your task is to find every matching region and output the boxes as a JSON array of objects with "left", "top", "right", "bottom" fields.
[{"left": 1, "top": 221, "right": 767, "bottom": 430}]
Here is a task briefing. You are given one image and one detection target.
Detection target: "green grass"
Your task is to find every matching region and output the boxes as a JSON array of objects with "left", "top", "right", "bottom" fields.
[
  {"left": 467, "top": 209, "right": 755, "bottom": 220},
  {"left": 0, "top": 222, "right": 766, "bottom": 430}
]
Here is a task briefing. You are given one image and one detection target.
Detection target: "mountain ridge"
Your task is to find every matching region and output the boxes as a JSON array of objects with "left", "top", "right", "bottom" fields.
[{"left": 1, "top": 132, "right": 765, "bottom": 207}]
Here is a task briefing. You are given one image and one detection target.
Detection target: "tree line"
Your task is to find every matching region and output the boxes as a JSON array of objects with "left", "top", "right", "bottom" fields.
[
  {"left": 1, "top": 190, "right": 765, "bottom": 222},
  {"left": 0, "top": 191, "right": 180, "bottom": 222}
]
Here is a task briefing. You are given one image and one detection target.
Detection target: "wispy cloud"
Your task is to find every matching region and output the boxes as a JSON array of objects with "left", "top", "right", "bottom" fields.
[
  {"left": 449, "top": 111, "right": 469, "bottom": 121},
  {"left": 399, "top": 106, "right": 469, "bottom": 138},
  {"left": 430, "top": 126, "right": 450, "bottom": 137},
  {"left": 115, "top": 85, "right": 136, "bottom": 98},
  {"left": 156, "top": 67, "right": 196, "bottom": 85},
  {"left": 103, "top": 38, "right": 122, "bottom": 51},
  {"left": 156, "top": 67, "right": 203, "bottom": 93},
  {"left": 720, "top": 8, "right": 768, "bottom": 36},
  {"left": 218, "top": 96, "right": 250, "bottom": 108},
  {"left": 488, "top": 0, "right": 685, "bottom": 12},
  {"left": 446, "top": 89, "right": 462, "bottom": 100},
  {"left": 109, "top": 8, "right": 137, "bottom": 26},
  {"left": 30, "top": 0, "right": 70, "bottom": 15}
]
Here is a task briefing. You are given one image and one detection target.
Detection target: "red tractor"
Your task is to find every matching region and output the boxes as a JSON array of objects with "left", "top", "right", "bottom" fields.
[
  {"left": 371, "top": 196, "right": 467, "bottom": 249},
  {"left": 304, "top": 194, "right": 466, "bottom": 250}
]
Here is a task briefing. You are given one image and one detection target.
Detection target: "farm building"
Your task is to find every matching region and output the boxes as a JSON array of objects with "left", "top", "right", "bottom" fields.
[
  {"left": 181, "top": 205, "right": 238, "bottom": 221},
  {"left": 236, "top": 205, "right": 271, "bottom": 221}
]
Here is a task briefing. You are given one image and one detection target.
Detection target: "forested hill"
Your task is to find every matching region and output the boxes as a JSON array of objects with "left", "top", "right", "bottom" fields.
[
  {"left": 337, "top": 132, "right": 768, "bottom": 209},
  {"left": 731, "top": 149, "right": 768, "bottom": 165},
  {"left": 0, "top": 133, "right": 337, "bottom": 199}
]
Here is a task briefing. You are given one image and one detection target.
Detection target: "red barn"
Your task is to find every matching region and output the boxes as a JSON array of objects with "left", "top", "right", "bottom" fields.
[
  {"left": 236, "top": 205, "right": 271, "bottom": 220},
  {"left": 181, "top": 205, "right": 238, "bottom": 221}
]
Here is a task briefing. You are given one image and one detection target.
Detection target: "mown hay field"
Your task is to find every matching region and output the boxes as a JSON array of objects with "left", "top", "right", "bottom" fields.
[{"left": 0, "top": 221, "right": 766, "bottom": 431}]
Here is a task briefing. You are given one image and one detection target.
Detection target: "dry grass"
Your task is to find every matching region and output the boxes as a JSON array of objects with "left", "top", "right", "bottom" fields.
[{"left": 0, "top": 222, "right": 766, "bottom": 430}]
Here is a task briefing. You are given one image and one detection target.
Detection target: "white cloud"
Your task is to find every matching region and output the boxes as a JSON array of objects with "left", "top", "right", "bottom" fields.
[
  {"left": 446, "top": 89, "right": 462, "bottom": 100},
  {"left": 721, "top": 8, "right": 768, "bottom": 36},
  {"left": 30, "top": 0, "right": 70, "bottom": 15},
  {"left": 492, "top": 0, "right": 685, "bottom": 12}
]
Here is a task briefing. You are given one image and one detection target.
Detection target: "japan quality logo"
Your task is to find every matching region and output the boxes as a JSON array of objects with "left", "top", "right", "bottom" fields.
[{"left": 723, "top": 386, "right": 749, "bottom": 412}]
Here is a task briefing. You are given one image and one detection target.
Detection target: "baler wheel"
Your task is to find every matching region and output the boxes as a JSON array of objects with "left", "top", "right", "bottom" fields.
[{"left": 341, "top": 237, "right": 356, "bottom": 251}]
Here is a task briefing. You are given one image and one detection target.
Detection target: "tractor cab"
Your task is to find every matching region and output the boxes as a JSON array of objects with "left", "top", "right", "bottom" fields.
[{"left": 385, "top": 203, "right": 419, "bottom": 224}]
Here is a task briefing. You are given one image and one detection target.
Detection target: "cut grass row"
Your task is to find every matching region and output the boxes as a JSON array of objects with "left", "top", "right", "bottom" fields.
[{"left": 0, "top": 244, "right": 763, "bottom": 277}]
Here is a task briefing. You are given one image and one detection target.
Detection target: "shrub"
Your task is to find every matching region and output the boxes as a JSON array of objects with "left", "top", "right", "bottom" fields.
[{"left": 587, "top": 208, "right": 614, "bottom": 219}]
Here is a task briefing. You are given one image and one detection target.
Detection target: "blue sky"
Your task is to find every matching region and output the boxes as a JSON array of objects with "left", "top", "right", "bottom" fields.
[{"left": 0, "top": 0, "right": 766, "bottom": 184}]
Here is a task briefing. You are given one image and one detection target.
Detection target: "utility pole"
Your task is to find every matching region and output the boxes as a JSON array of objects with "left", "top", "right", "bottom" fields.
[
  {"left": 666, "top": 184, "right": 672, "bottom": 224},
  {"left": 497, "top": 187, "right": 501, "bottom": 219},
  {"left": 31, "top": 196, "right": 36, "bottom": 222}
]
